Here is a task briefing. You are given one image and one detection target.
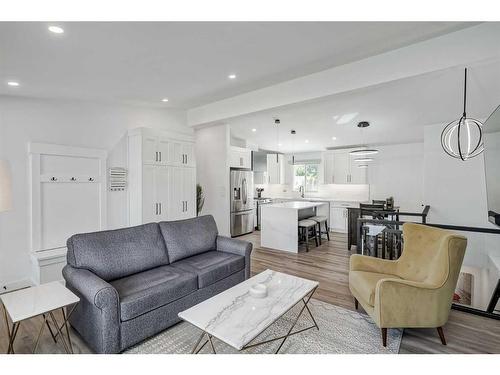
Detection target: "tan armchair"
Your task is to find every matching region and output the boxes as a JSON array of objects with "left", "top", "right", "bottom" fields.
[{"left": 349, "top": 223, "right": 467, "bottom": 347}]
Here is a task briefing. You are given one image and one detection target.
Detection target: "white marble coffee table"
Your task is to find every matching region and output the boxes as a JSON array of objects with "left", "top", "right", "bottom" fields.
[
  {"left": 178, "top": 269, "right": 319, "bottom": 354},
  {"left": 1, "top": 281, "right": 80, "bottom": 354}
]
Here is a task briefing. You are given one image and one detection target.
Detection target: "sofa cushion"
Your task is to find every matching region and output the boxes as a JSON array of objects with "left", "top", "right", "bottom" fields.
[
  {"left": 171, "top": 251, "right": 245, "bottom": 288},
  {"left": 110, "top": 265, "right": 198, "bottom": 321},
  {"left": 67, "top": 223, "right": 169, "bottom": 281},
  {"left": 159, "top": 215, "right": 218, "bottom": 263},
  {"left": 349, "top": 271, "right": 401, "bottom": 306}
]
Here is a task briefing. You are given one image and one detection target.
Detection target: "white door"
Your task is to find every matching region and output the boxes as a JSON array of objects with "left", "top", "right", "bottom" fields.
[
  {"left": 168, "top": 166, "right": 184, "bottom": 220},
  {"left": 333, "top": 153, "right": 349, "bottom": 184},
  {"left": 182, "top": 167, "right": 196, "bottom": 218},
  {"left": 142, "top": 164, "right": 157, "bottom": 223},
  {"left": 155, "top": 166, "right": 170, "bottom": 221},
  {"left": 330, "top": 207, "right": 348, "bottom": 232},
  {"left": 142, "top": 136, "right": 158, "bottom": 165},
  {"left": 157, "top": 137, "right": 170, "bottom": 166}
]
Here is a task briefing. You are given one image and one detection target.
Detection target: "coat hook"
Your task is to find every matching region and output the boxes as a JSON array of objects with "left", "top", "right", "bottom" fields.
[
  {"left": 89, "top": 177, "right": 94, "bottom": 182},
  {"left": 50, "top": 177, "right": 57, "bottom": 182},
  {"left": 70, "top": 177, "right": 76, "bottom": 181}
]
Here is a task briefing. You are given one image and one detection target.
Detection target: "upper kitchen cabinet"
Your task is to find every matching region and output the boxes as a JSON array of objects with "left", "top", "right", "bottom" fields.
[
  {"left": 229, "top": 146, "right": 252, "bottom": 169},
  {"left": 266, "top": 153, "right": 286, "bottom": 184},
  {"left": 139, "top": 128, "right": 195, "bottom": 167},
  {"left": 323, "top": 149, "right": 367, "bottom": 184}
]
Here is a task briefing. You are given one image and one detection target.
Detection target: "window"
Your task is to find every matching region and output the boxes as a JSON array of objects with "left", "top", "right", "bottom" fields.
[{"left": 293, "top": 163, "right": 319, "bottom": 192}]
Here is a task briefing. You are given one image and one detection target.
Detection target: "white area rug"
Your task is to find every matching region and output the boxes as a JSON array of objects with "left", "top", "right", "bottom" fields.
[{"left": 126, "top": 299, "right": 402, "bottom": 354}]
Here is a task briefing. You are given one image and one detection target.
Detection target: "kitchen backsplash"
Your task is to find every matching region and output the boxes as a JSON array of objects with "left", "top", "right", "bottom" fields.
[{"left": 254, "top": 183, "right": 370, "bottom": 202}]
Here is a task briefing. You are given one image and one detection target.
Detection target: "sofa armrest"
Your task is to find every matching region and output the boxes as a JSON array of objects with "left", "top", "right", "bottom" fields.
[
  {"left": 216, "top": 235, "right": 253, "bottom": 279},
  {"left": 62, "top": 265, "right": 121, "bottom": 353},
  {"left": 349, "top": 254, "right": 398, "bottom": 275},
  {"left": 374, "top": 278, "right": 451, "bottom": 328}
]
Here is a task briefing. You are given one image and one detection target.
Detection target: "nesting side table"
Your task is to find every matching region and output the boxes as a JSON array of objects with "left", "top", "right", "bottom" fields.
[{"left": 1, "top": 281, "right": 80, "bottom": 354}]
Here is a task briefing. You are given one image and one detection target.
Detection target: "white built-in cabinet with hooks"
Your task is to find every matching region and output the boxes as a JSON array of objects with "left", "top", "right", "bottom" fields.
[
  {"left": 128, "top": 127, "right": 196, "bottom": 226},
  {"left": 29, "top": 142, "right": 107, "bottom": 284}
]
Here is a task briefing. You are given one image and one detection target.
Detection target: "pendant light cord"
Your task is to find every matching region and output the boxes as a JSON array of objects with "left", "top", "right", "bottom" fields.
[{"left": 463, "top": 68, "right": 467, "bottom": 118}]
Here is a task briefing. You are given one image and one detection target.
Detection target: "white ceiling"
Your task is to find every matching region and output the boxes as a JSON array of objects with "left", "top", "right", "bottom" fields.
[
  {"left": 0, "top": 21, "right": 476, "bottom": 108},
  {"left": 229, "top": 60, "right": 500, "bottom": 152}
]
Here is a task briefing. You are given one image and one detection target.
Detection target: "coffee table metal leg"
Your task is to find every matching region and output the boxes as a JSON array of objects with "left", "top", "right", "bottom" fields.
[
  {"left": 207, "top": 334, "right": 217, "bottom": 354},
  {"left": 274, "top": 287, "right": 317, "bottom": 353},
  {"left": 302, "top": 297, "right": 319, "bottom": 330},
  {"left": 191, "top": 331, "right": 206, "bottom": 354},
  {"left": 44, "top": 314, "right": 58, "bottom": 343}
]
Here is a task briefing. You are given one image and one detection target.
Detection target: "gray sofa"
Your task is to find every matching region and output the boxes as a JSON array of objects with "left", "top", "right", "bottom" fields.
[{"left": 62, "top": 215, "right": 252, "bottom": 353}]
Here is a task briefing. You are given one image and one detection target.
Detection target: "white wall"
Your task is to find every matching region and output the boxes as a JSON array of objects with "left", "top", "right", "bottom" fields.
[
  {"left": 195, "top": 124, "right": 231, "bottom": 236},
  {"left": 368, "top": 143, "right": 424, "bottom": 212},
  {"left": 0, "top": 95, "right": 190, "bottom": 287}
]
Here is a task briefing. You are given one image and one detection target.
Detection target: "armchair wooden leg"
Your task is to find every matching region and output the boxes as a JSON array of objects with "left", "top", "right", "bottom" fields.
[
  {"left": 381, "top": 328, "right": 387, "bottom": 347},
  {"left": 354, "top": 298, "right": 358, "bottom": 310},
  {"left": 437, "top": 326, "right": 447, "bottom": 345}
]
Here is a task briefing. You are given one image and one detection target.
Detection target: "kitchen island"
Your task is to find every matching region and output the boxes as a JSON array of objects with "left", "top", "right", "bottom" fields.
[{"left": 260, "top": 201, "right": 329, "bottom": 252}]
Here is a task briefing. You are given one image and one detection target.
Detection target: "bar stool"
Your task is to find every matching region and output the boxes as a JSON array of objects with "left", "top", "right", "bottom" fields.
[
  {"left": 298, "top": 219, "right": 319, "bottom": 252},
  {"left": 308, "top": 215, "right": 330, "bottom": 244}
]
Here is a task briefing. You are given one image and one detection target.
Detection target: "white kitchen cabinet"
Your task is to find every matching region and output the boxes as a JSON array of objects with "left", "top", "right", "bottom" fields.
[
  {"left": 229, "top": 146, "right": 252, "bottom": 169},
  {"left": 266, "top": 153, "right": 285, "bottom": 184},
  {"left": 330, "top": 206, "right": 348, "bottom": 233},
  {"left": 128, "top": 127, "right": 196, "bottom": 226},
  {"left": 323, "top": 149, "right": 367, "bottom": 184}
]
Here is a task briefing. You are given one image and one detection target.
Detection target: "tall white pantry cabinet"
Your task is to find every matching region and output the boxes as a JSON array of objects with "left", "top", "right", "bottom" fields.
[{"left": 128, "top": 128, "right": 196, "bottom": 226}]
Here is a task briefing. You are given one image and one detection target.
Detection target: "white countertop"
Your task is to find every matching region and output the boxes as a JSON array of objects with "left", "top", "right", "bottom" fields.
[
  {"left": 266, "top": 201, "right": 327, "bottom": 210},
  {"left": 178, "top": 269, "right": 318, "bottom": 350}
]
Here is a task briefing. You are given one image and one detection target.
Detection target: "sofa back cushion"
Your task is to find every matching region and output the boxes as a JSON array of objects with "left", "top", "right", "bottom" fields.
[
  {"left": 66, "top": 223, "right": 169, "bottom": 281},
  {"left": 159, "top": 215, "right": 218, "bottom": 263}
]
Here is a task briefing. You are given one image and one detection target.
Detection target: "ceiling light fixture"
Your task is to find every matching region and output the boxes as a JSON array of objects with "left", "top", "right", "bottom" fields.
[
  {"left": 354, "top": 158, "right": 374, "bottom": 162},
  {"left": 7, "top": 81, "right": 19, "bottom": 87},
  {"left": 441, "top": 68, "right": 483, "bottom": 161},
  {"left": 305, "top": 139, "right": 309, "bottom": 143},
  {"left": 358, "top": 165, "right": 369, "bottom": 169},
  {"left": 251, "top": 128, "right": 257, "bottom": 132},
  {"left": 331, "top": 136, "right": 337, "bottom": 140},
  {"left": 48, "top": 26, "right": 64, "bottom": 34},
  {"left": 228, "top": 74, "right": 236, "bottom": 79},
  {"left": 349, "top": 122, "right": 379, "bottom": 156},
  {"left": 161, "top": 98, "right": 169, "bottom": 102}
]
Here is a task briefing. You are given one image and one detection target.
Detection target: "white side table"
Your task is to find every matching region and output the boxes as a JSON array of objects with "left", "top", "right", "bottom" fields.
[{"left": 0, "top": 281, "right": 80, "bottom": 354}]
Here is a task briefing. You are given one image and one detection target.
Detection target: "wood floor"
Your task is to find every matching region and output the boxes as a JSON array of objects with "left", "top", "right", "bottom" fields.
[
  {"left": 246, "top": 231, "right": 500, "bottom": 354},
  {"left": 1, "top": 231, "right": 499, "bottom": 354}
]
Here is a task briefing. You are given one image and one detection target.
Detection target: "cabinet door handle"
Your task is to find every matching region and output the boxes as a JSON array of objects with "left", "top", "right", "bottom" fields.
[
  {"left": 185, "top": 154, "right": 188, "bottom": 164},
  {"left": 155, "top": 203, "right": 158, "bottom": 215},
  {"left": 159, "top": 203, "right": 162, "bottom": 215},
  {"left": 185, "top": 201, "right": 188, "bottom": 212},
  {"left": 159, "top": 152, "right": 162, "bottom": 162}
]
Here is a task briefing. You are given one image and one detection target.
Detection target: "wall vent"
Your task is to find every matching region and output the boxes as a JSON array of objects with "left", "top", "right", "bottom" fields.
[{"left": 109, "top": 167, "right": 127, "bottom": 191}]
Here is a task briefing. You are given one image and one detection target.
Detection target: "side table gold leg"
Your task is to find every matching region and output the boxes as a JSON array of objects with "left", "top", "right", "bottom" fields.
[
  {"left": 33, "top": 314, "right": 50, "bottom": 353},
  {"left": 49, "top": 312, "right": 70, "bottom": 353},
  {"left": 61, "top": 307, "right": 74, "bottom": 354}
]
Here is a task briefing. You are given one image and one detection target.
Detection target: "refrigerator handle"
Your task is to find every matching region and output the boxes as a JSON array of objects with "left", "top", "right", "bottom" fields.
[{"left": 242, "top": 178, "right": 247, "bottom": 205}]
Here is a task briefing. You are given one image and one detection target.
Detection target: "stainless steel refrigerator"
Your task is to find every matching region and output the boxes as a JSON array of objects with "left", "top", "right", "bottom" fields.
[{"left": 230, "top": 170, "right": 254, "bottom": 237}]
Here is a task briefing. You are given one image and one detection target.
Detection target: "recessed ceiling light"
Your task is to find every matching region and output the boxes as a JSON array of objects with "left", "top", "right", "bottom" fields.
[
  {"left": 305, "top": 140, "right": 309, "bottom": 143},
  {"left": 161, "top": 98, "right": 169, "bottom": 102},
  {"left": 228, "top": 74, "right": 237, "bottom": 79},
  {"left": 278, "top": 143, "right": 282, "bottom": 146},
  {"left": 48, "top": 26, "right": 64, "bottom": 34},
  {"left": 331, "top": 136, "right": 337, "bottom": 140},
  {"left": 358, "top": 164, "right": 369, "bottom": 168},
  {"left": 349, "top": 149, "right": 379, "bottom": 156},
  {"left": 7, "top": 81, "right": 19, "bottom": 87},
  {"left": 251, "top": 128, "right": 257, "bottom": 132}
]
